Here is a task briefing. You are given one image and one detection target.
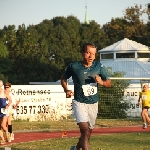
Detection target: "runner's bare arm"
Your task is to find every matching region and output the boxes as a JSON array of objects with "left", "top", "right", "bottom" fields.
[
  {"left": 61, "top": 76, "right": 74, "bottom": 98},
  {"left": 95, "top": 75, "right": 111, "bottom": 87},
  {"left": 61, "top": 76, "right": 68, "bottom": 93},
  {"left": 13, "top": 100, "right": 20, "bottom": 109},
  {"left": 5, "top": 93, "right": 12, "bottom": 109}
]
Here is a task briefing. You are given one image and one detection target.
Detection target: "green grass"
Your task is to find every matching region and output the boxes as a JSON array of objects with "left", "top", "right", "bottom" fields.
[
  {"left": 12, "top": 118, "right": 143, "bottom": 131},
  {"left": 1, "top": 133, "right": 150, "bottom": 150},
  {"left": 0, "top": 118, "right": 147, "bottom": 150}
]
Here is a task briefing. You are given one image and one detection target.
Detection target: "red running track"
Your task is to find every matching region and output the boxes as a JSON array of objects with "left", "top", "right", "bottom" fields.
[{"left": 1, "top": 126, "right": 150, "bottom": 146}]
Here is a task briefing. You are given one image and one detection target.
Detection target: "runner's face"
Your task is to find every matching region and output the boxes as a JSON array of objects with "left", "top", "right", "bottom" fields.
[
  {"left": 143, "top": 85, "right": 148, "bottom": 92},
  {"left": 82, "top": 46, "right": 96, "bottom": 64}
]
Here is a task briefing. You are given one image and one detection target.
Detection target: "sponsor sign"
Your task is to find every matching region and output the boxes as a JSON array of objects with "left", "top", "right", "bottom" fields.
[
  {"left": 10, "top": 85, "right": 74, "bottom": 121},
  {"left": 9, "top": 84, "right": 148, "bottom": 120}
]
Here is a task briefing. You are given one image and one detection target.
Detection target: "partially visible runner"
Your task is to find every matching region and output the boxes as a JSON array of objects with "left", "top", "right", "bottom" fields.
[
  {"left": 61, "top": 43, "right": 111, "bottom": 150},
  {"left": 0, "top": 80, "right": 12, "bottom": 144},
  {"left": 137, "top": 84, "right": 150, "bottom": 129},
  {"left": 0, "top": 80, "right": 5, "bottom": 144},
  {"left": 4, "top": 82, "right": 20, "bottom": 140}
]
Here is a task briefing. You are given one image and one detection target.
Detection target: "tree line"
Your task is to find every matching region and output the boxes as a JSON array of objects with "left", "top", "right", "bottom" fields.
[{"left": 0, "top": 4, "right": 149, "bottom": 84}]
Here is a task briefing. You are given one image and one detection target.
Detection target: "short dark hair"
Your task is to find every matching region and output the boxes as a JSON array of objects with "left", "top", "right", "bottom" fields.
[{"left": 81, "top": 43, "right": 97, "bottom": 53}]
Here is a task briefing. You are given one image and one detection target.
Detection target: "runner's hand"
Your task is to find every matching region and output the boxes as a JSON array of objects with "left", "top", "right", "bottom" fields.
[
  {"left": 66, "top": 90, "right": 74, "bottom": 98},
  {"left": 95, "top": 75, "right": 103, "bottom": 85}
]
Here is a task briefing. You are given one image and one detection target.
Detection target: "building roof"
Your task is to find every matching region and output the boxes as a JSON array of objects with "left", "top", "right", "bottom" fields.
[
  {"left": 98, "top": 38, "right": 149, "bottom": 52},
  {"left": 98, "top": 38, "right": 150, "bottom": 78}
]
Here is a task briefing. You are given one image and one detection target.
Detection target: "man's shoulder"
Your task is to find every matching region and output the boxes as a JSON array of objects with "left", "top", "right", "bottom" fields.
[
  {"left": 69, "top": 61, "right": 82, "bottom": 67},
  {"left": 94, "top": 61, "right": 104, "bottom": 67}
]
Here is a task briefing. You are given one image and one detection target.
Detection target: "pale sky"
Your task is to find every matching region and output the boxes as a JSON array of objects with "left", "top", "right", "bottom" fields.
[{"left": 0, "top": 0, "right": 149, "bottom": 29}]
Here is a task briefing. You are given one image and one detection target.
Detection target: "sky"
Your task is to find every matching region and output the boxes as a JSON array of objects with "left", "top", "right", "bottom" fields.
[{"left": 0, "top": 0, "right": 149, "bottom": 29}]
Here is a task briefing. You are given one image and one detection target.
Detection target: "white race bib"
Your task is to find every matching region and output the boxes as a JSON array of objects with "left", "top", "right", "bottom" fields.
[
  {"left": 1, "top": 108, "right": 9, "bottom": 116},
  {"left": 82, "top": 83, "right": 97, "bottom": 96},
  {"left": 142, "top": 95, "right": 147, "bottom": 100}
]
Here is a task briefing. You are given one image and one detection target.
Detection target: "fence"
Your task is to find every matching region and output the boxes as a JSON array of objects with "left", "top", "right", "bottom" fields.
[{"left": 97, "top": 77, "right": 150, "bottom": 119}]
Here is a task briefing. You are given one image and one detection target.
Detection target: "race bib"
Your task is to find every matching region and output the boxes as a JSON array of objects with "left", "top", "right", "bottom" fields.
[
  {"left": 82, "top": 83, "right": 97, "bottom": 96},
  {"left": 142, "top": 95, "right": 147, "bottom": 100},
  {"left": 1, "top": 108, "right": 9, "bottom": 116}
]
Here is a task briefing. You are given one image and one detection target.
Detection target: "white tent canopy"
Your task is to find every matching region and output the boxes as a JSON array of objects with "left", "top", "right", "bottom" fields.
[
  {"left": 98, "top": 38, "right": 149, "bottom": 52},
  {"left": 98, "top": 38, "right": 150, "bottom": 78}
]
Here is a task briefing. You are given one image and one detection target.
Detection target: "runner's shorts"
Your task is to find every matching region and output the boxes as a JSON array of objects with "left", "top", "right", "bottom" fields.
[{"left": 72, "top": 100, "right": 98, "bottom": 129}]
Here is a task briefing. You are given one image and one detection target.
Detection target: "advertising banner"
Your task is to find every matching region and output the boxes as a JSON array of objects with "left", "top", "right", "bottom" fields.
[{"left": 10, "top": 85, "right": 74, "bottom": 121}]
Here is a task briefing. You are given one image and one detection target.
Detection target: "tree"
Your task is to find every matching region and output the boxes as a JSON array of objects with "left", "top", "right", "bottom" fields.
[
  {"left": 145, "top": 3, "right": 150, "bottom": 47},
  {"left": 0, "top": 4, "right": 149, "bottom": 84},
  {"left": 102, "top": 4, "right": 148, "bottom": 45},
  {"left": 45, "top": 16, "right": 82, "bottom": 80},
  {"left": 0, "top": 40, "right": 8, "bottom": 58},
  {"left": 102, "top": 18, "right": 128, "bottom": 44},
  {"left": 0, "top": 40, "right": 12, "bottom": 82},
  {"left": 123, "top": 4, "right": 148, "bottom": 44}
]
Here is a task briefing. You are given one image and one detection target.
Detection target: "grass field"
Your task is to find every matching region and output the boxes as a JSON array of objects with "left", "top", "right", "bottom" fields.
[
  {"left": 12, "top": 118, "right": 143, "bottom": 131},
  {"left": 8, "top": 133, "right": 150, "bottom": 150},
  {"left": 1, "top": 118, "right": 148, "bottom": 150}
]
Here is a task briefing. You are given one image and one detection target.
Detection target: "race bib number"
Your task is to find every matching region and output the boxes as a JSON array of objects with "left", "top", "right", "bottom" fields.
[
  {"left": 142, "top": 95, "right": 147, "bottom": 100},
  {"left": 82, "top": 83, "right": 97, "bottom": 96},
  {"left": 1, "top": 108, "right": 9, "bottom": 116}
]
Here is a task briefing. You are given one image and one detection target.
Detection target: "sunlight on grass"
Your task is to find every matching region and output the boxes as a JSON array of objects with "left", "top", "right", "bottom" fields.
[
  {"left": 3, "top": 133, "right": 149, "bottom": 150},
  {"left": 12, "top": 118, "right": 143, "bottom": 131},
  {"left": 0, "top": 118, "right": 145, "bottom": 150}
]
